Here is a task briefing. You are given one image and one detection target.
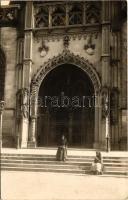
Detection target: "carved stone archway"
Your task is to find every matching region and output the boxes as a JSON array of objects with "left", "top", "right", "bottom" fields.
[
  {"left": 28, "top": 50, "right": 101, "bottom": 148},
  {"left": 32, "top": 50, "right": 101, "bottom": 94}
]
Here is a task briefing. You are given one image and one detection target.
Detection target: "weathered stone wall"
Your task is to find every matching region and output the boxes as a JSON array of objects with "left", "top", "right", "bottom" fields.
[
  {"left": 1, "top": 27, "right": 17, "bottom": 147},
  {"left": 121, "top": 20, "right": 127, "bottom": 109}
]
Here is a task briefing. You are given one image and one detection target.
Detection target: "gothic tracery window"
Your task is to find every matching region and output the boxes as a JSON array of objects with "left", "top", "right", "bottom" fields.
[
  {"left": 86, "top": 2, "right": 101, "bottom": 24},
  {"left": 35, "top": 6, "right": 49, "bottom": 28},
  {"left": 34, "top": 2, "right": 101, "bottom": 29},
  {"left": 69, "top": 4, "right": 83, "bottom": 25},
  {"left": 52, "top": 5, "right": 66, "bottom": 26}
]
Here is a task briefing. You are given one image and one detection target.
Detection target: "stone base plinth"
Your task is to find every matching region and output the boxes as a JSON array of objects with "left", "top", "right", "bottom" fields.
[{"left": 27, "top": 141, "right": 36, "bottom": 148}]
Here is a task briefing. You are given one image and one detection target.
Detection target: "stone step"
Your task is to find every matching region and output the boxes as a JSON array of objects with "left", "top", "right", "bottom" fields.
[
  {"left": 1, "top": 159, "right": 128, "bottom": 167},
  {"left": 104, "top": 167, "right": 128, "bottom": 171},
  {"left": 1, "top": 163, "right": 85, "bottom": 169},
  {"left": 1, "top": 159, "right": 90, "bottom": 165},
  {"left": 2, "top": 153, "right": 128, "bottom": 160},
  {"left": 1, "top": 155, "right": 128, "bottom": 163},
  {"left": 1, "top": 152, "right": 128, "bottom": 176},
  {"left": 1, "top": 166, "right": 127, "bottom": 176},
  {"left": 2, "top": 161, "right": 127, "bottom": 170},
  {"left": 105, "top": 171, "right": 128, "bottom": 176},
  {"left": 1, "top": 166, "right": 85, "bottom": 174}
]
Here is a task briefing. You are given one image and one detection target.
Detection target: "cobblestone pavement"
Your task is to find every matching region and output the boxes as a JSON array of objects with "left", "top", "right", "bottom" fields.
[{"left": 1, "top": 171, "right": 128, "bottom": 200}]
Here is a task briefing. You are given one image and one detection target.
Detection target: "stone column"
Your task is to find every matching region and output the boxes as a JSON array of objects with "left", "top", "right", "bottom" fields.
[
  {"left": 101, "top": 1, "right": 111, "bottom": 151},
  {"left": 20, "top": 88, "right": 30, "bottom": 148},
  {"left": 0, "top": 101, "right": 4, "bottom": 148},
  {"left": 93, "top": 92, "right": 101, "bottom": 149},
  {"left": 20, "top": 2, "right": 33, "bottom": 148},
  {"left": 110, "top": 3, "right": 121, "bottom": 150},
  {"left": 110, "top": 19, "right": 121, "bottom": 150},
  {"left": 16, "top": 37, "right": 23, "bottom": 148},
  {"left": 28, "top": 81, "right": 38, "bottom": 148}
]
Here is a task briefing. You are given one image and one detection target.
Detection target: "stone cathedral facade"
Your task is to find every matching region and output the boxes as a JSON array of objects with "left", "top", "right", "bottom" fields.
[{"left": 0, "top": 1, "right": 127, "bottom": 150}]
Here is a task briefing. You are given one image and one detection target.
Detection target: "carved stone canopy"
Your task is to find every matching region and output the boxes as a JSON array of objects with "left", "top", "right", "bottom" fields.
[{"left": 31, "top": 50, "right": 101, "bottom": 96}]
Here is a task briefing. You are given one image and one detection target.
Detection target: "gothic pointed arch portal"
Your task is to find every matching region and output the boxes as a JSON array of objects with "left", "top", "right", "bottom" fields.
[{"left": 30, "top": 50, "right": 101, "bottom": 148}]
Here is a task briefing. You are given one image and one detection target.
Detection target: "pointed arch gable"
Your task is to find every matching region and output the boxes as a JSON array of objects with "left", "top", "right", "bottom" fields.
[{"left": 31, "top": 50, "right": 101, "bottom": 95}]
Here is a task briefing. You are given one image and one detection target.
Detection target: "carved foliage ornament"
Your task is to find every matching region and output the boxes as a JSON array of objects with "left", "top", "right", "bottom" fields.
[
  {"left": 38, "top": 40, "right": 49, "bottom": 57},
  {"left": 63, "top": 35, "right": 70, "bottom": 49},
  {"left": 84, "top": 35, "right": 95, "bottom": 55}
]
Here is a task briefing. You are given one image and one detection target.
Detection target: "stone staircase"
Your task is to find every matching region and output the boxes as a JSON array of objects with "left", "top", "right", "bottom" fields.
[{"left": 1, "top": 151, "right": 128, "bottom": 176}]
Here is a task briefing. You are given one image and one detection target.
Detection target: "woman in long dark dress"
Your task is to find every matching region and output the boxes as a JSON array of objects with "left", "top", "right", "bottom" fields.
[{"left": 56, "top": 135, "right": 67, "bottom": 161}]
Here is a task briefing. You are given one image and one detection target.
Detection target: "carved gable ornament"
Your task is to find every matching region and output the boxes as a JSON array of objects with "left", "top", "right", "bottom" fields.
[
  {"left": 38, "top": 40, "right": 49, "bottom": 57},
  {"left": 31, "top": 50, "right": 101, "bottom": 95},
  {"left": 84, "top": 35, "right": 95, "bottom": 55}
]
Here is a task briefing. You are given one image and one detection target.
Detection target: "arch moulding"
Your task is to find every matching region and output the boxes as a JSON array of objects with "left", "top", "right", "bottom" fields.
[{"left": 31, "top": 50, "right": 101, "bottom": 96}]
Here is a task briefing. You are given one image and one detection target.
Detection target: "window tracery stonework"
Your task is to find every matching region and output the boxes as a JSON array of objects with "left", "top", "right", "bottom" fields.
[
  {"left": 34, "top": 2, "right": 101, "bottom": 29},
  {"left": 0, "top": 7, "right": 18, "bottom": 26},
  {"left": 35, "top": 6, "right": 49, "bottom": 28},
  {"left": 68, "top": 3, "right": 83, "bottom": 25},
  {"left": 52, "top": 5, "right": 66, "bottom": 26},
  {"left": 86, "top": 2, "right": 101, "bottom": 24}
]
